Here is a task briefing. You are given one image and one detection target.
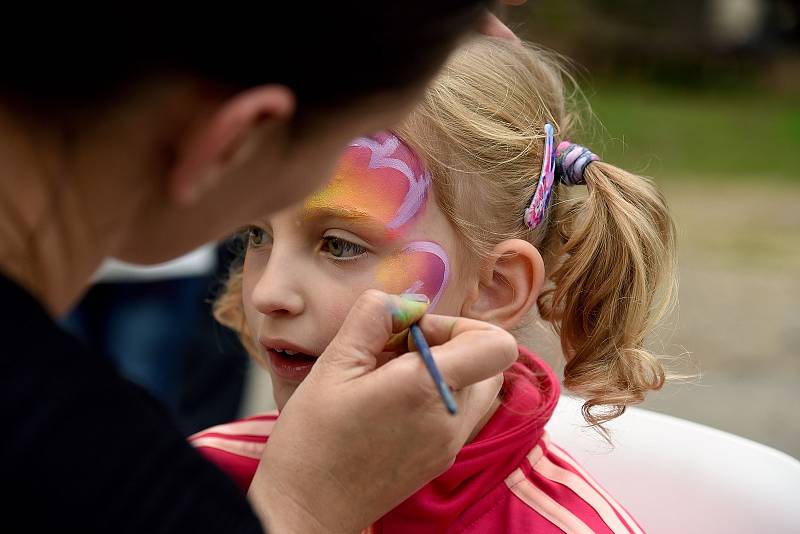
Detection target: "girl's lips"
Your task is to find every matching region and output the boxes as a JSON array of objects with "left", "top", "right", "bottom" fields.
[{"left": 266, "top": 349, "right": 318, "bottom": 382}]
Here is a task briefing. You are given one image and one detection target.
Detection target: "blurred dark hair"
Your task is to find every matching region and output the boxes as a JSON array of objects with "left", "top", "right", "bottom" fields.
[{"left": 0, "top": 2, "right": 491, "bottom": 116}]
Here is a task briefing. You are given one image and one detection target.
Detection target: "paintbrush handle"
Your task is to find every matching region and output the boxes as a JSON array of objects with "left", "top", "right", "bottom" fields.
[{"left": 409, "top": 324, "right": 458, "bottom": 415}]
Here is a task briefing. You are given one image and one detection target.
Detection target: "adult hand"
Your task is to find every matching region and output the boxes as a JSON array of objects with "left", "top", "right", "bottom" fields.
[{"left": 249, "top": 290, "right": 518, "bottom": 533}]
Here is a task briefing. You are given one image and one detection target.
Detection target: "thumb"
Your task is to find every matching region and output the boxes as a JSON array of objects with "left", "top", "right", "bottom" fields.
[{"left": 315, "top": 290, "right": 428, "bottom": 380}]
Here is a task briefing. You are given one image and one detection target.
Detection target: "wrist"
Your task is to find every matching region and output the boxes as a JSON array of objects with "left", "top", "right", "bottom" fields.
[
  {"left": 248, "top": 475, "right": 333, "bottom": 534},
  {"left": 248, "top": 454, "right": 362, "bottom": 534}
]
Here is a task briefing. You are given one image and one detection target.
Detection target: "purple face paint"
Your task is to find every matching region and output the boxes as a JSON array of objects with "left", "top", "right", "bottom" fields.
[{"left": 375, "top": 241, "right": 450, "bottom": 310}]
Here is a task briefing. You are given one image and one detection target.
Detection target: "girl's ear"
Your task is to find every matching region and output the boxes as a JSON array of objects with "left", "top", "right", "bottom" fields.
[{"left": 461, "top": 239, "right": 544, "bottom": 330}]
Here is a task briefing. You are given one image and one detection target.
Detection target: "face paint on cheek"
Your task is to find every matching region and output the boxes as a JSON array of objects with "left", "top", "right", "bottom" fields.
[{"left": 376, "top": 241, "right": 450, "bottom": 310}]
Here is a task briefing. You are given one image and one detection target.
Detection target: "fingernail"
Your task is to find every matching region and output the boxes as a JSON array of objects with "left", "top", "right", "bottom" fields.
[
  {"left": 401, "top": 293, "right": 430, "bottom": 304},
  {"left": 389, "top": 298, "right": 428, "bottom": 332}
]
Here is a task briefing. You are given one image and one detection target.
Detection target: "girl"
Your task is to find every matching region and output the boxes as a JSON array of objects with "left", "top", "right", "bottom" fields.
[{"left": 191, "top": 37, "right": 676, "bottom": 533}]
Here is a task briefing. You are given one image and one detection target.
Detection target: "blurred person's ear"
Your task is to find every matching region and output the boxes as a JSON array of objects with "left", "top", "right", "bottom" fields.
[
  {"left": 169, "top": 85, "right": 296, "bottom": 205},
  {"left": 461, "top": 239, "right": 544, "bottom": 330},
  {"left": 476, "top": 12, "right": 520, "bottom": 42}
]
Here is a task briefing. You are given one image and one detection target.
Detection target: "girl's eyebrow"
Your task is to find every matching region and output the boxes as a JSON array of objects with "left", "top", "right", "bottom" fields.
[{"left": 302, "top": 205, "right": 383, "bottom": 227}]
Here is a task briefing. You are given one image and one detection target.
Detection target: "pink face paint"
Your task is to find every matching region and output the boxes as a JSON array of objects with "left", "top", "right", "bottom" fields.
[
  {"left": 305, "top": 132, "right": 430, "bottom": 239},
  {"left": 376, "top": 241, "right": 450, "bottom": 310},
  {"left": 304, "top": 133, "right": 448, "bottom": 306}
]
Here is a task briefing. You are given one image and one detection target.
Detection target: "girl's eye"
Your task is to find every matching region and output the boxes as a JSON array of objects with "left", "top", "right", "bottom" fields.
[
  {"left": 247, "top": 227, "right": 271, "bottom": 248},
  {"left": 322, "top": 236, "right": 367, "bottom": 259}
]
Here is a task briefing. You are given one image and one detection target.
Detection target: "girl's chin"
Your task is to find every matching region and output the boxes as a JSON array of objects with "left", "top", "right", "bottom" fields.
[{"left": 272, "top": 381, "right": 300, "bottom": 412}]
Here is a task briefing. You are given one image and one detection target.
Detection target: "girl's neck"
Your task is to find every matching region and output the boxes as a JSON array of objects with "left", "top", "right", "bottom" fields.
[{"left": 466, "top": 395, "right": 502, "bottom": 443}]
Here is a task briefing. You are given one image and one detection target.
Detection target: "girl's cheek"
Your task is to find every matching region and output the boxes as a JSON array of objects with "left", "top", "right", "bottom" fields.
[
  {"left": 374, "top": 241, "right": 449, "bottom": 309},
  {"left": 242, "top": 280, "right": 261, "bottom": 325},
  {"left": 317, "top": 277, "right": 369, "bottom": 333}
]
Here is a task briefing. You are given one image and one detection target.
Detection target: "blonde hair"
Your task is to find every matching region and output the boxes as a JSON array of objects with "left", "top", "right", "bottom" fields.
[{"left": 216, "top": 37, "right": 677, "bottom": 428}]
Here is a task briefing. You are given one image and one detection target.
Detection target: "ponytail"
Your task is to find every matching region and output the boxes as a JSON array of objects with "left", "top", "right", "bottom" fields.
[{"left": 539, "top": 161, "right": 677, "bottom": 427}]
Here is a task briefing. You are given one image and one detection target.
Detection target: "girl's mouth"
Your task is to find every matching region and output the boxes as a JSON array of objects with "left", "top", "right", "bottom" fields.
[{"left": 263, "top": 346, "right": 319, "bottom": 382}]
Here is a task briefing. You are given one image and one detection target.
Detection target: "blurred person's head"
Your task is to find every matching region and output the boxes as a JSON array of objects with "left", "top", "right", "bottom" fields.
[
  {"left": 215, "top": 36, "right": 678, "bottom": 428},
  {"left": 0, "top": 2, "right": 490, "bottom": 313}
]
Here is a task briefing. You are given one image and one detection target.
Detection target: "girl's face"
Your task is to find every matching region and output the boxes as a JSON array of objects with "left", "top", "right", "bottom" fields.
[{"left": 242, "top": 133, "right": 474, "bottom": 410}]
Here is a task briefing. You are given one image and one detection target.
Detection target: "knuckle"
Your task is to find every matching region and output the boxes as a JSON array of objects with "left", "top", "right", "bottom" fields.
[
  {"left": 488, "top": 328, "right": 518, "bottom": 365},
  {"left": 356, "top": 289, "right": 388, "bottom": 311},
  {"left": 349, "top": 289, "right": 392, "bottom": 332}
]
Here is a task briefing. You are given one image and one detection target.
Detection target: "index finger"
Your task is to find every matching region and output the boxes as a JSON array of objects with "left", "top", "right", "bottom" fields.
[
  {"left": 415, "top": 313, "right": 498, "bottom": 346},
  {"left": 416, "top": 314, "right": 519, "bottom": 390}
]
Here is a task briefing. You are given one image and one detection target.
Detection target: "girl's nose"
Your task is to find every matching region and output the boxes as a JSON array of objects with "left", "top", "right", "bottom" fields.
[{"left": 250, "top": 258, "right": 305, "bottom": 317}]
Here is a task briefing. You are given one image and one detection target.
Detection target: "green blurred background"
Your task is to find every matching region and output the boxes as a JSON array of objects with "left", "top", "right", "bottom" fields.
[{"left": 507, "top": 0, "right": 800, "bottom": 457}]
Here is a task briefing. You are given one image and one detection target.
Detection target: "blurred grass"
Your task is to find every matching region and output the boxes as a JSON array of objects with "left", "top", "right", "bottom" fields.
[{"left": 582, "top": 82, "right": 800, "bottom": 182}]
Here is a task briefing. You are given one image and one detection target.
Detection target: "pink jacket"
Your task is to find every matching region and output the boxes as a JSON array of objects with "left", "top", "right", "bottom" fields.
[{"left": 191, "top": 347, "right": 644, "bottom": 533}]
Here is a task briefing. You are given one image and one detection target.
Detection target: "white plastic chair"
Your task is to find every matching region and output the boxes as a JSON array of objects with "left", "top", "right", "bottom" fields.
[{"left": 545, "top": 395, "right": 800, "bottom": 533}]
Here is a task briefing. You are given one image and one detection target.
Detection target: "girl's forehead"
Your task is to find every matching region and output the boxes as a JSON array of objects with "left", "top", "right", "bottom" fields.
[{"left": 304, "top": 132, "right": 431, "bottom": 239}]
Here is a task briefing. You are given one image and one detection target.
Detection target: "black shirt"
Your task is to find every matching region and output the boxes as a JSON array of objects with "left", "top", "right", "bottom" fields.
[{"left": 0, "top": 273, "right": 265, "bottom": 533}]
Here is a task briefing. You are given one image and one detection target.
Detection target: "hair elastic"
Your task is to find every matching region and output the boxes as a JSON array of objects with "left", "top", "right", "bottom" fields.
[{"left": 524, "top": 124, "right": 599, "bottom": 229}]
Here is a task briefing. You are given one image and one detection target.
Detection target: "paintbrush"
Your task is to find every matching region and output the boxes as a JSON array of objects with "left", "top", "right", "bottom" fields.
[{"left": 409, "top": 323, "right": 458, "bottom": 415}]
